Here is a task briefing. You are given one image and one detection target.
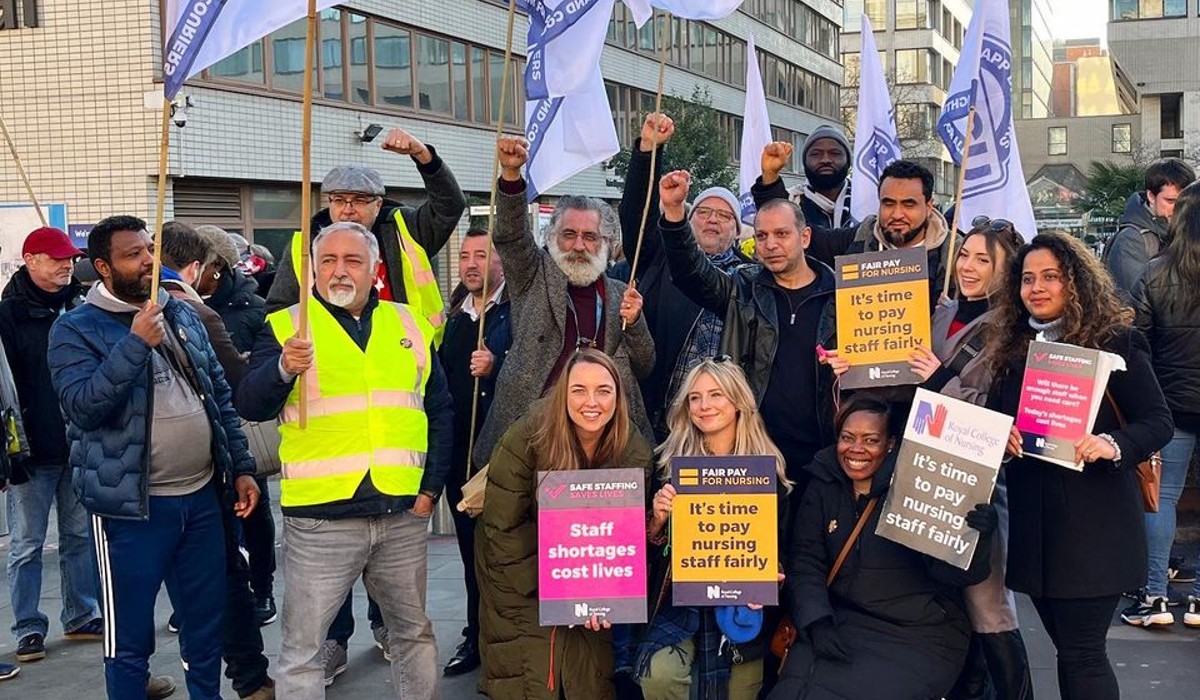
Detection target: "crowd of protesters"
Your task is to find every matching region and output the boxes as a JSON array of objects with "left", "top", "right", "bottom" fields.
[{"left": 0, "top": 118, "right": 1195, "bottom": 700}]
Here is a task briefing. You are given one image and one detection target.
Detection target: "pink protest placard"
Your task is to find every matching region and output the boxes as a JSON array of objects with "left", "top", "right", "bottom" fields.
[{"left": 537, "top": 468, "right": 647, "bottom": 626}]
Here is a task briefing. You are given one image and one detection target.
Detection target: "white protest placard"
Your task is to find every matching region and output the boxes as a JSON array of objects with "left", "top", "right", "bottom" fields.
[{"left": 876, "top": 388, "right": 1012, "bottom": 569}]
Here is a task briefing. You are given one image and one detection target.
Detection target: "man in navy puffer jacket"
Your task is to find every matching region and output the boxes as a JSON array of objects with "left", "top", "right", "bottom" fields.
[{"left": 48, "top": 216, "right": 260, "bottom": 700}]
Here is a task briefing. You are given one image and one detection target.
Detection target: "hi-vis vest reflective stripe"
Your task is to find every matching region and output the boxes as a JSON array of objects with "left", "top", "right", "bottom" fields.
[
  {"left": 268, "top": 299, "right": 435, "bottom": 508},
  {"left": 292, "top": 209, "right": 446, "bottom": 346}
]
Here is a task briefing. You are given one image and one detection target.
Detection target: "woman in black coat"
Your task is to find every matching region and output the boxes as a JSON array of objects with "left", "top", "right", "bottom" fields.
[
  {"left": 769, "top": 394, "right": 995, "bottom": 700},
  {"left": 1132, "top": 180, "right": 1200, "bottom": 626},
  {"left": 983, "top": 232, "right": 1174, "bottom": 700}
]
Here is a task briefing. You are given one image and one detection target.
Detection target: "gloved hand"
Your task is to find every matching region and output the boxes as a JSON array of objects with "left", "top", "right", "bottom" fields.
[
  {"left": 807, "top": 617, "right": 850, "bottom": 663},
  {"left": 965, "top": 503, "right": 998, "bottom": 537}
]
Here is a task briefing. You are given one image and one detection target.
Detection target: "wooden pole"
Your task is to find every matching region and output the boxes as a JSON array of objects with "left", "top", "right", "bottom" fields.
[
  {"left": 0, "top": 112, "right": 47, "bottom": 227},
  {"left": 623, "top": 10, "right": 671, "bottom": 330},
  {"left": 465, "top": 0, "right": 518, "bottom": 477},
  {"left": 943, "top": 106, "right": 976, "bottom": 300},
  {"left": 297, "top": 0, "right": 318, "bottom": 429},
  {"left": 148, "top": 99, "right": 172, "bottom": 304}
]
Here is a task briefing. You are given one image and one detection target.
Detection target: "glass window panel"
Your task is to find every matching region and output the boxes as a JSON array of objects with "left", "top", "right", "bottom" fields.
[
  {"left": 490, "top": 53, "right": 517, "bottom": 126},
  {"left": 417, "top": 35, "right": 451, "bottom": 114},
  {"left": 374, "top": 24, "right": 411, "bottom": 108},
  {"left": 451, "top": 42, "right": 468, "bottom": 121},
  {"left": 252, "top": 188, "right": 302, "bottom": 220},
  {"left": 731, "top": 37, "right": 746, "bottom": 87},
  {"left": 1048, "top": 126, "right": 1067, "bottom": 155},
  {"left": 320, "top": 10, "right": 343, "bottom": 100},
  {"left": 346, "top": 14, "right": 369, "bottom": 104},
  {"left": 1112, "top": 124, "right": 1132, "bottom": 153},
  {"left": 271, "top": 18, "right": 316, "bottom": 93},
  {"left": 1139, "top": 0, "right": 1164, "bottom": 17},
  {"left": 471, "top": 47, "right": 487, "bottom": 123},
  {"left": 1163, "top": 0, "right": 1186, "bottom": 15},
  {"left": 704, "top": 27, "right": 718, "bottom": 77},
  {"left": 1112, "top": 0, "right": 1138, "bottom": 17},
  {"left": 210, "top": 43, "right": 264, "bottom": 85}
]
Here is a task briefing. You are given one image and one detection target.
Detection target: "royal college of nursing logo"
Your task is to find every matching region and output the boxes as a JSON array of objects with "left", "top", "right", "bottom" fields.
[
  {"left": 939, "top": 32, "right": 1014, "bottom": 199},
  {"left": 854, "top": 127, "right": 901, "bottom": 189}
]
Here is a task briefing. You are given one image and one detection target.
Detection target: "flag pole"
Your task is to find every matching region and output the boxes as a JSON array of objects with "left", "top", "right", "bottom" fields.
[
  {"left": 943, "top": 106, "right": 976, "bottom": 300},
  {"left": 623, "top": 9, "right": 671, "bottom": 330},
  {"left": 466, "top": 0, "right": 519, "bottom": 476},
  {"left": 0, "top": 112, "right": 47, "bottom": 227},
  {"left": 296, "top": 0, "right": 318, "bottom": 429},
  {"left": 148, "top": 99, "right": 172, "bottom": 304}
]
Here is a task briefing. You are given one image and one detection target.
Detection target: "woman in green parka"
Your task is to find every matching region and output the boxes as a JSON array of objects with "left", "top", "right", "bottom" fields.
[{"left": 477, "top": 348, "right": 656, "bottom": 700}]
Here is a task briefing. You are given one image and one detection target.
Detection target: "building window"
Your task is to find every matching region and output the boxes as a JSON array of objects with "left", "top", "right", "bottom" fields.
[
  {"left": 895, "top": 49, "right": 931, "bottom": 84},
  {"left": 896, "top": 0, "right": 931, "bottom": 29},
  {"left": 844, "top": 0, "right": 887, "bottom": 29},
  {"left": 1161, "top": 93, "right": 1183, "bottom": 139},
  {"left": 374, "top": 24, "right": 412, "bottom": 108},
  {"left": 1112, "top": 123, "right": 1132, "bottom": 153},
  {"left": 1048, "top": 126, "right": 1067, "bottom": 155},
  {"left": 203, "top": 14, "right": 525, "bottom": 128},
  {"left": 1113, "top": 0, "right": 1188, "bottom": 18}
]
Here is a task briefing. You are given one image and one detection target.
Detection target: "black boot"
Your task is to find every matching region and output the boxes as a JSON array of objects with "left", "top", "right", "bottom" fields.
[
  {"left": 948, "top": 634, "right": 995, "bottom": 700},
  {"left": 979, "top": 630, "right": 1033, "bottom": 700}
]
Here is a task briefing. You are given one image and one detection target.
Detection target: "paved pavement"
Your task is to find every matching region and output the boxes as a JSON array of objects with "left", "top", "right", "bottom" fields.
[{"left": 0, "top": 498, "right": 1197, "bottom": 698}]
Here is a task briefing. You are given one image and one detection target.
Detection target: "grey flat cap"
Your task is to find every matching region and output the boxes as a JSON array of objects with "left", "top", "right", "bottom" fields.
[{"left": 322, "top": 165, "right": 386, "bottom": 195}]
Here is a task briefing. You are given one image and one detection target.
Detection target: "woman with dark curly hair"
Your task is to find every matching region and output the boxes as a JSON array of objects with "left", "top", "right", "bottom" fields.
[{"left": 983, "top": 232, "right": 1173, "bottom": 700}]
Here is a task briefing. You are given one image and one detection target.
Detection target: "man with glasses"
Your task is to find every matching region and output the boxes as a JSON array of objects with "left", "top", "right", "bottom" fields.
[
  {"left": 617, "top": 113, "right": 753, "bottom": 439},
  {"left": 471, "top": 136, "right": 656, "bottom": 470},
  {"left": 264, "top": 127, "right": 467, "bottom": 347},
  {"left": 0, "top": 228, "right": 105, "bottom": 669}
]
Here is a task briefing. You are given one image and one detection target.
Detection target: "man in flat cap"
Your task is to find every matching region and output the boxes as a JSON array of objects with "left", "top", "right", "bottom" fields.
[{"left": 265, "top": 127, "right": 466, "bottom": 349}]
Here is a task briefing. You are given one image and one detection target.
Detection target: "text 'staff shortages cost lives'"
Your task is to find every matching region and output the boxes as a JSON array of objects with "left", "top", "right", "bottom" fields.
[
  {"left": 835, "top": 247, "right": 931, "bottom": 389},
  {"left": 537, "top": 468, "right": 648, "bottom": 626},
  {"left": 671, "top": 455, "right": 778, "bottom": 606}
]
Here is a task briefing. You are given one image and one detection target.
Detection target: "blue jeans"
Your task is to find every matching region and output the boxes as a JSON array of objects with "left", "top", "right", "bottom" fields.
[
  {"left": 6, "top": 463, "right": 101, "bottom": 640},
  {"left": 1145, "top": 428, "right": 1200, "bottom": 598}
]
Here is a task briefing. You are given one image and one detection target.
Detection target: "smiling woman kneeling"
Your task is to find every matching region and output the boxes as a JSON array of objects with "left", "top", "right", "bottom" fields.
[
  {"left": 476, "top": 349, "right": 655, "bottom": 700},
  {"left": 768, "top": 394, "right": 995, "bottom": 700}
]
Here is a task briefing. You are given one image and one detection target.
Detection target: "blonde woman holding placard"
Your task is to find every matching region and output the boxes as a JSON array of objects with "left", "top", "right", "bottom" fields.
[{"left": 638, "top": 357, "right": 788, "bottom": 700}]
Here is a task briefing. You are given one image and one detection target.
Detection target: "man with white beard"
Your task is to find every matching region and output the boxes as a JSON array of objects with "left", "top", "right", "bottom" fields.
[
  {"left": 236, "top": 221, "right": 453, "bottom": 700},
  {"left": 471, "top": 136, "right": 657, "bottom": 468}
]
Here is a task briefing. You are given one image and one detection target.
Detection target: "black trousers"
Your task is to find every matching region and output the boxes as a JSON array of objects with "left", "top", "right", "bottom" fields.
[
  {"left": 241, "top": 476, "right": 276, "bottom": 598},
  {"left": 445, "top": 465, "right": 481, "bottom": 642},
  {"left": 1030, "top": 595, "right": 1122, "bottom": 700}
]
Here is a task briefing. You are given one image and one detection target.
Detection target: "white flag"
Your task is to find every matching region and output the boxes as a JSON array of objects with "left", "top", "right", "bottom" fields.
[
  {"left": 522, "top": 0, "right": 617, "bottom": 100},
  {"left": 935, "top": 0, "right": 1036, "bottom": 239},
  {"left": 623, "top": 0, "right": 745, "bottom": 27},
  {"left": 163, "top": 0, "right": 339, "bottom": 99},
  {"left": 738, "top": 35, "right": 772, "bottom": 222},
  {"left": 850, "top": 14, "right": 901, "bottom": 223},
  {"left": 524, "top": 69, "right": 620, "bottom": 201}
]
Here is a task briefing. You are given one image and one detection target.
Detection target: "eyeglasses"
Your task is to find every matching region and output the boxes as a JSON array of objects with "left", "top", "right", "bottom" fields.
[
  {"left": 560, "top": 229, "right": 603, "bottom": 244},
  {"left": 971, "top": 215, "right": 1016, "bottom": 232},
  {"left": 329, "top": 195, "right": 380, "bottom": 209},
  {"left": 692, "top": 206, "right": 736, "bottom": 223}
]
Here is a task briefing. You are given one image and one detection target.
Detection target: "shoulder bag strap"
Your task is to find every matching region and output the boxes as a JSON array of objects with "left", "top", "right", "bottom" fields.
[
  {"left": 1105, "top": 389, "right": 1126, "bottom": 428},
  {"left": 945, "top": 325, "right": 989, "bottom": 377},
  {"left": 826, "top": 496, "right": 879, "bottom": 587}
]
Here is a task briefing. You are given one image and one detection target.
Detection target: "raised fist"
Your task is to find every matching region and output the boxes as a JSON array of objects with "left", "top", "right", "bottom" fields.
[
  {"left": 639, "top": 112, "right": 676, "bottom": 152},
  {"left": 761, "top": 141, "right": 794, "bottom": 184},
  {"left": 381, "top": 128, "right": 431, "bottom": 164},
  {"left": 659, "top": 170, "right": 692, "bottom": 213},
  {"left": 497, "top": 137, "right": 530, "bottom": 182}
]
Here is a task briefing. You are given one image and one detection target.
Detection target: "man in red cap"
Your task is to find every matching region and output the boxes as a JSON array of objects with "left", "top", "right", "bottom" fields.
[{"left": 0, "top": 227, "right": 104, "bottom": 665}]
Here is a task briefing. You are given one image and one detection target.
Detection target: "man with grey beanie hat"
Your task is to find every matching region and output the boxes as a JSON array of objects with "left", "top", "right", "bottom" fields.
[
  {"left": 766, "top": 124, "right": 855, "bottom": 231},
  {"left": 616, "top": 112, "right": 753, "bottom": 438}
]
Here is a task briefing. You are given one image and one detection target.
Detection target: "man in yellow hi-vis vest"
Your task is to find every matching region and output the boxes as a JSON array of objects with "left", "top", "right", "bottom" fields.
[
  {"left": 264, "top": 128, "right": 466, "bottom": 350},
  {"left": 236, "top": 222, "right": 453, "bottom": 700}
]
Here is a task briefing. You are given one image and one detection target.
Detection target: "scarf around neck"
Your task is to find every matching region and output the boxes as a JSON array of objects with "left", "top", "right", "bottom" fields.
[{"left": 1028, "top": 316, "right": 1065, "bottom": 342}]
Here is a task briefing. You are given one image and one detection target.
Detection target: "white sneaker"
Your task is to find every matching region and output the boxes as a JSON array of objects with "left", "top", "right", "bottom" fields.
[
  {"left": 1120, "top": 596, "right": 1174, "bottom": 627},
  {"left": 1184, "top": 596, "right": 1200, "bottom": 628}
]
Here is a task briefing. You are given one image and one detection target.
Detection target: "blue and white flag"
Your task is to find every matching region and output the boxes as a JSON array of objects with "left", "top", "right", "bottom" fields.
[
  {"left": 521, "top": 0, "right": 617, "bottom": 100},
  {"left": 738, "top": 35, "right": 772, "bottom": 223},
  {"left": 524, "top": 69, "right": 620, "bottom": 202},
  {"left": 935, "top": 0, "right": 1036, "bottom": 239},
  {"left": 163, "top": 0, "right": 338, "bottom": 99},
  {"left": 622, "top": 0, "right": 745, "bottom": 27},
  {"left": 850, "top": 14, "right": 901, "bottom": 223}
]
